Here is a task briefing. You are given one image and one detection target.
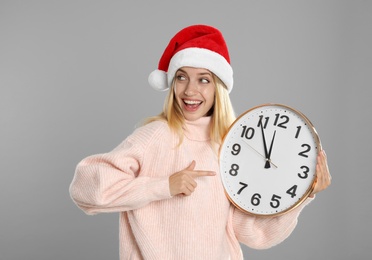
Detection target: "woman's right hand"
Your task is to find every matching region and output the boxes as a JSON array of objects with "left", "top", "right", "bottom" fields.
[{"left": 169, "top": 160, "right": 216, "bottom": 196}]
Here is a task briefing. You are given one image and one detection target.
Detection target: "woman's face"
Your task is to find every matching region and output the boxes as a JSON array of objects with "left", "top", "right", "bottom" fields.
[{"left": 174, "top": 67, "right": 216, "bottom": 121}]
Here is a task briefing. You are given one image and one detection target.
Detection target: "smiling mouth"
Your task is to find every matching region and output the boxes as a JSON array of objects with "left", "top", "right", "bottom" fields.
[{"left": 183, "top": 99, "right": 202, "bottom": 110}]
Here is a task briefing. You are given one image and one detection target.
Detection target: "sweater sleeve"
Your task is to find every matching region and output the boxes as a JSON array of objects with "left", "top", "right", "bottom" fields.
[
  {"left": 232, "top": 197, "right": 313, "bottom": 249},
  {"left": 69, "top": 125, "right": 172, "bottom": 215}
]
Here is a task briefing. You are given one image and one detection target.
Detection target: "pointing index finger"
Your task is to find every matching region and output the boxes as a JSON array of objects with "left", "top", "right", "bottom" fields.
[{"left": 190, "top": 170, "right": 216, "bottom": 178}]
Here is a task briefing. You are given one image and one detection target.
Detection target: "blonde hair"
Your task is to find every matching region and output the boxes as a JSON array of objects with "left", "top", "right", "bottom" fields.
[{"left": 144, "top": 74, "right": 236, "bottom": 145}]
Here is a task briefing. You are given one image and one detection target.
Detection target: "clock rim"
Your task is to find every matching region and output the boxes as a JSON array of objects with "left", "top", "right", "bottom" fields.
[{"left": 219, "top": 103, "right": 322, "bottom": 217}]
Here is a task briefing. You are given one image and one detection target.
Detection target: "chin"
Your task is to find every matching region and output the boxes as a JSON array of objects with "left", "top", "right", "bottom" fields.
[{"left": 184, "top": 114, "right": 203, "bottom": 121}]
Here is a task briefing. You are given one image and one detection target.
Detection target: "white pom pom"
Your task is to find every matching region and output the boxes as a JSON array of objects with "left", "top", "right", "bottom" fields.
[{"left": 148, "top": 69, "right": 169, "bottom": 91}]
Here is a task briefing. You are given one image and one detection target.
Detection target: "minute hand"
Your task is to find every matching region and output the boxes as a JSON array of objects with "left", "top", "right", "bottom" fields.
[
  {"left": 261, "top": 123, "right": 277, "bottom": 169},
  {"left": 260, "top": 124, "right": 270, "bottom": 168}
]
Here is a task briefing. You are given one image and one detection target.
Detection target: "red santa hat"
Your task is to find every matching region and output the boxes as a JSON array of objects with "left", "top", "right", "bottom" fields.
[{"left": 148, "top": 24, "right": 233, "bottom": 93}]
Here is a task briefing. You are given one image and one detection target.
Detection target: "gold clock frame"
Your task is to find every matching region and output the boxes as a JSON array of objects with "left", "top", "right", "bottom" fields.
[{"left": 219, "top": 103, "right": 322, "bottom": 217}]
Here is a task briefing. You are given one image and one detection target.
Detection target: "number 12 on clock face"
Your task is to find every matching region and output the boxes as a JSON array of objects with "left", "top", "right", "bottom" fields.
[{"left": 219, "top": 104, "right": 321, "bottom": 216}]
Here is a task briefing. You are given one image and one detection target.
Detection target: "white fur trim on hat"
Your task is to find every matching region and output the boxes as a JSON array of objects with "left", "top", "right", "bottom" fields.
[{"left": 167, "top": 48, "right": 233, "bottom": 93}]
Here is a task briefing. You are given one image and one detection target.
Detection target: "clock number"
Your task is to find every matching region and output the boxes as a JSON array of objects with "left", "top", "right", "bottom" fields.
[
  {"left": 298, "top": 165, "right": 309, "bottom": 179},
  {"left": 241, "top": 125, "right": 255, "bottom": 139},
  {"left": 295, "top": 126, "right": 301, "bottom": 139},
  {"left": 229, "top": 164, "right": 239, "bottom": 176},
  {"left": 274, "top": 114, "right": 289, "bottom": 129},
  {"left": 286, "top": 185, "right": 298, "bottom": 198},
  {"left": 257, "top": 115, "right": 269, "bottom": 129},
  {"left": 231, "top": 143, "right": 241, "bottom": 155},
  {"left": 251, "top": 193, "right": 261, "bottom": 206},
  {"left": 298, "top": 144, "right": 311, "bottom": 158},
  {"left": 237, "top": 182, "right": 248, "bottom": 195},
  {"left": 270, "top": 194, "right": 281, "bottom": 208}
]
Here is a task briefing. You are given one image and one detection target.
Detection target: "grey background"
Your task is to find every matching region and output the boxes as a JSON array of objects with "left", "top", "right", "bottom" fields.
[{"left": 1, "top": 0, "right": 370, "bottom": 259}]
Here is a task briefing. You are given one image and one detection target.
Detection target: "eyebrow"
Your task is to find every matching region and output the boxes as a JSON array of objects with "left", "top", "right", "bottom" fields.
[{"left": 177, "top": 69, "right": 212, "bottom": 76}]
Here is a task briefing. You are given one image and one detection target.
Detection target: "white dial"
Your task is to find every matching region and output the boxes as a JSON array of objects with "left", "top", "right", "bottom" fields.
[{"left": 219, "top": 104, "right": 321, "bottom": 216}]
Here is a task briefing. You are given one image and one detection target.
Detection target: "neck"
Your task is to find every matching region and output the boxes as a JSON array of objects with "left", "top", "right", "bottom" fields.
[{"left": 183, "top": 116, "right": 211, "bottom": 141}]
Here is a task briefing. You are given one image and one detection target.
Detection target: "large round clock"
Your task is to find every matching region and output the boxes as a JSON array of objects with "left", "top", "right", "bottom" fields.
[{"left": 219, "top": 103, "right": 321, "bottom": 216}]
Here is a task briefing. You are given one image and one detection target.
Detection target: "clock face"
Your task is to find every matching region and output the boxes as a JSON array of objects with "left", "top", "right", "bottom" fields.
[{"left": 219, "top": 104, "right": 321, "bottom": 216}]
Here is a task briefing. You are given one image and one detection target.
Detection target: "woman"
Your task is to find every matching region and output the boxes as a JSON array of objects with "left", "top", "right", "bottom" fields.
[{"left": 70, "top": 24, "right": 331, "bottom": 260}]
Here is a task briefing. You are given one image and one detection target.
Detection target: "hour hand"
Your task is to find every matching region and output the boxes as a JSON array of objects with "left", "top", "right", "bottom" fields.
[{"left": 266, "top": 130, "right": 277, "bottom": 168}]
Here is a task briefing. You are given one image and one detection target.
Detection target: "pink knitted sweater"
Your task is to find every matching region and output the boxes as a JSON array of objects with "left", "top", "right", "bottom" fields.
[{"left": 70, "top": 117, "right": 312, "bottom": 260}]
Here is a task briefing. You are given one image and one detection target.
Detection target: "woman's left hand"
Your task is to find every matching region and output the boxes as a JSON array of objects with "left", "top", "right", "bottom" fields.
[{"left": 310, "top": 150, "right": 332, "bottom": 197}]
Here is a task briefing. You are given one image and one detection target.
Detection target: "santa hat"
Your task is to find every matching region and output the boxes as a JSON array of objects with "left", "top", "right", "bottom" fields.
[{"left": 148, "top": 24, "right": 233, "bottom": 93}]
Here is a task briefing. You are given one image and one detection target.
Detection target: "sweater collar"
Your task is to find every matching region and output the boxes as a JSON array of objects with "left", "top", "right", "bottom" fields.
[{"left": 183, "top": 116, "right": 211, "bottom": 141}]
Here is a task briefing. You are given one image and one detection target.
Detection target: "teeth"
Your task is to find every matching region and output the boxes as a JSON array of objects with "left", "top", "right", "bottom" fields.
[{"left": 184, "top": 100, "right": 202, "bottom": 105}]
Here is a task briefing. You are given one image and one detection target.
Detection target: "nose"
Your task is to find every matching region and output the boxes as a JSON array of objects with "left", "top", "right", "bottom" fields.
[{"left": 184, "top": 80, "right": 197, "bottom": 96}]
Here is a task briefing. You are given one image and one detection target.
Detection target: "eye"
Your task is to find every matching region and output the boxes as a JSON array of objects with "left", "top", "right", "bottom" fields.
[
  {"left": 200, "top": 78, "right": 210, "bottom": 84},
  {"left": 176, "top": 74, "right": 187, "bottom": 81}
]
